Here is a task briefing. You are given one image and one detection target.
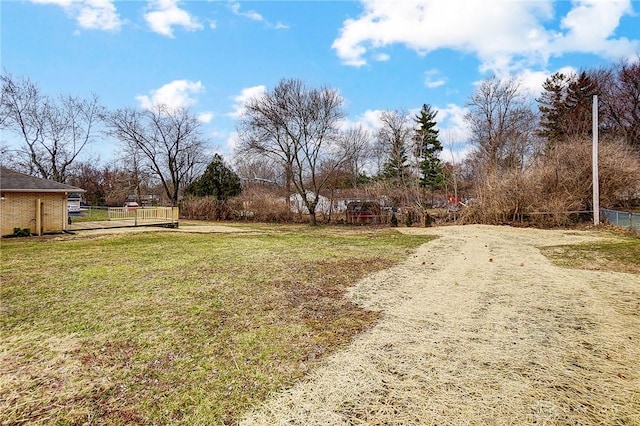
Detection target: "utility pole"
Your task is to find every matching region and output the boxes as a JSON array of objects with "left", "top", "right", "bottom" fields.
[{"left": 592, "top": 95, "right": 599, "bottom": 225}]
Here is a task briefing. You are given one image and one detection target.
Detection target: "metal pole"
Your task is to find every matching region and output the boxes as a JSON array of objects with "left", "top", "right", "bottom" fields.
[{"left": 592, "top": 95, "right": 599, "bottom": 225}]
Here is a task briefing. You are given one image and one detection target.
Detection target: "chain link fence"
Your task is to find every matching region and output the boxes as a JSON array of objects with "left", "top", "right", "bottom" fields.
[{"left": 601, "top": 208, "right": 640, "bottom": 232}]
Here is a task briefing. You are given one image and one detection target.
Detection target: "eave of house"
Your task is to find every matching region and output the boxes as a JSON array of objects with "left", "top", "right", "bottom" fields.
[{"left": 1, "top": 189, "right": 86, "bottom": 193}]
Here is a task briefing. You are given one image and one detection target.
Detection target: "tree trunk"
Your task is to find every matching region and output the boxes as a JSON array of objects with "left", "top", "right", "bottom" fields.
[{"left": 308, "top": 205, "right": 317, "bottom": 226}]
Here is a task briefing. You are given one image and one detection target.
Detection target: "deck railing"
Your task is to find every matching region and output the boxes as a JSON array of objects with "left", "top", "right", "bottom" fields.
[{"left": 108, "top": 207, "right": 179, "bottom": 226}]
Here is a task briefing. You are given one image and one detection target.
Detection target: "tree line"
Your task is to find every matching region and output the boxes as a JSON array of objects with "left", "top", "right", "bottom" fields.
[{"left": 1, "top": 59, "right": 639, "bottom": 225}]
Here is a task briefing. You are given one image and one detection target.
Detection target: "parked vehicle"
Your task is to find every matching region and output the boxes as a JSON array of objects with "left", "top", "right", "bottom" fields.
[
  {"left": 346, "top": 201, "right": 381, "bottom": 224},
  {"left": 123, "top": 201, "right": 140, "bottom": 211}
]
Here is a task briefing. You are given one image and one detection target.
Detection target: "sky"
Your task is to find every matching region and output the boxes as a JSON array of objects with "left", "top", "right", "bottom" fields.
[{"left": 2, "top": 0, "right": 639, "bottom": 165}]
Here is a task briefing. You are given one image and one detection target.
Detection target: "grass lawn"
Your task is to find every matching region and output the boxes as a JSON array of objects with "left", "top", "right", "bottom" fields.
[
  {"left": 71, "top": 207, "right": 110, "bottom": 222},
  {"left": 541, "top": 229, "right": 640, "bottom": 274},
  {"left": 0, "top": 224, "right": 431, "bottom": 425}
]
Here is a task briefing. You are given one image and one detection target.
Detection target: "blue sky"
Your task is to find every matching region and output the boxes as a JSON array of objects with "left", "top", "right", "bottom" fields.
[{"left": 2, "top": 0, "right": 639, "bottom": 164}]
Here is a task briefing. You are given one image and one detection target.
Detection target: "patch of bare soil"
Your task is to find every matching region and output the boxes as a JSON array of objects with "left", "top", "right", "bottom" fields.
[
  {"left": 56, "top": 223, "right": 252, "bottom": 239},
  {"left": 241, "top": 225, "right": 640, "bottom": 425}
]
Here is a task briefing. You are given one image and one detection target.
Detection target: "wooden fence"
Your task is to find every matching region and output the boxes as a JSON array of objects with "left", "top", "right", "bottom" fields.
[{"left": 108, "top": 207, "right": 179, "bottom": 227}]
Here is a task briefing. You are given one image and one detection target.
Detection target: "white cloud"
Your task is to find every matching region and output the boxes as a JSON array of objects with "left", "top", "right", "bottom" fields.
[
  {"left": 227, "top": 85, "right": 267, "bottom": 119},
  {"left": 229, "top": 2, "right": 264, "bottom": 21},
  {"left": 144, "top": 0, "right": 203, "bottom": 38},
  {"left": 514, "top": 65, "right": 577, "bottom": 98},
  {"left": 198, "top": 111, "right": 214, "bottom": 124},
  {"left": 341, "top": 109, "right": 386, "bottom": 134},
  {"left": 433, "top": 103, "right": 472, "bottom": 160},
  {"left": 31, "top": 0, "right": 76, "bottom": 6},
  {"left": 550, "top": 0, "right": 637, "bottom": 60},
  {"left": 228, "top": 1, "right": 290, "bottom": 30},
  {"left": 332, "top": 0, "right": 639, "bottom": 74},
  {"left": 31, "top": 0, "right": 122, "bottom": 31},
  {"left": 136, "top": 80, "right": 204, "bottom": 111},
  {"left": 374, "top": 53, "right": 390, "bottom": 62},
  {"left": 424, "top": 68, "right": 446, "bottom": 88}
]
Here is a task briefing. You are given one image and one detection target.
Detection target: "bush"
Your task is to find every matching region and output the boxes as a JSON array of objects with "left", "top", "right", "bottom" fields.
[
  {"left": 13, "top": 228, "right": 31, "bottom": 237},
  {"left": 180, "top": 196, "right": 234, "bottom": 221},
  {"left": 461, "top": 138, "right": 640, "bottom": 226},
  {"left": 229, "top": 187, "right": 293, "bottom": 223},
  {"left": 405, "top": 213, "right": 413, "bottom": 227}
]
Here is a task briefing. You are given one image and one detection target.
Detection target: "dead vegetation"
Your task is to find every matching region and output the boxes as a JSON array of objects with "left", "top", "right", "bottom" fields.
[
  {"left": 0, "top": 226, "right": 429, "bottom": 425},
  {"left": 461, "top": 138, "right": 640, "bottom": 226},
  {"left": 241, "top": 225, "right": 640, "bottom": 425}
]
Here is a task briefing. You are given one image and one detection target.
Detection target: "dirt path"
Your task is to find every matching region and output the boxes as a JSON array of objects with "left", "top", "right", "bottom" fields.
[{"left": 241, "top": 225, "right": 640, "bottom": 425}]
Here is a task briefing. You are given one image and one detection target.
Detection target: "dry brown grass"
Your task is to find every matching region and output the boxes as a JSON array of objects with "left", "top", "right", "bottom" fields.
[
  {"left": 0, "top": 225, "right": 430, "bottom": 425},
  {"left": 241, "top": 225, "right": 640, "bottom": 425},
  {"left": 462, "top": 138, "right": 640, "bottom": 226}
]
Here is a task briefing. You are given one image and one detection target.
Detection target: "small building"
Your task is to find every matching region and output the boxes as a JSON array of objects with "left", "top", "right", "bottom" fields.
[{"left": 0, "top": 167, "right": 85, "bottom": 236}]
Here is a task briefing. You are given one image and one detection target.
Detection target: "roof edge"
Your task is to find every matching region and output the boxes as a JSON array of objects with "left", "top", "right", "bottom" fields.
[{"left": 1, "top": 188, "right": 86, "bottom": 193}]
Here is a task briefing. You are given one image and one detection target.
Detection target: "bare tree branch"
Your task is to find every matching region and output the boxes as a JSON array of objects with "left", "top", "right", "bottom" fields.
[
  {"left": 105, "top": 105, "right": 208, "bottom": 206},
  {"left": 235, "top": 78, "right": 349, "bottom": 225},
  {"left": 1, "top": 72, "right": 102, "bottom": 182}
]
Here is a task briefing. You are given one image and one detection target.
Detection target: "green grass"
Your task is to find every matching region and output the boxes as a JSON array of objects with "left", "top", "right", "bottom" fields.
[
  {"left": 541, "top": 230, "right": 640, "bottom": 274},
  {"left": 70, "top": 207, "right": 110, "bottom": 222},
  {"left": 0, "top": 225, "right": 432, "bottom": 425}
]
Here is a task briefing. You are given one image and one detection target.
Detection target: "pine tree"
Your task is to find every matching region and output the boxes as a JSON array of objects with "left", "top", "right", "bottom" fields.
[
  {"left": 537, "top": 72, "right": 570, "bottom": 150},
  {"left": 381, "top": 139, "right": 410, "bottom": 181},
  {"left": 414, "top": 104, "right": 444, "bottom": 190},
  {"left": 565, "top": 71, "right": 597, "bottom": 138},
  {"left": 537, "top": 71, "right": 597, "bottom": 152},
  {"left": 377, "top": 110, "right": 412, "bottom": 184},
  {"left": 184, "top": 154, "right": 242, "bottom": 200}
]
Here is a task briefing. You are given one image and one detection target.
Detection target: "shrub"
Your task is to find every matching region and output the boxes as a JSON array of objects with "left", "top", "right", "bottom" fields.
[
  {"left": 461, "top": 138, "right": 640, "bottom": 226},
  {"left": 228, "top": 187, "right": 293, "bottom": 223},
  {"left": 13, "top": 228, "right": 31, "bottom": 237},
  {"left": 180, "top": 196, "right": 234, "bottom": 221},
  {"left": 390, "top": 214, "right": 398, "bottom": 227}
]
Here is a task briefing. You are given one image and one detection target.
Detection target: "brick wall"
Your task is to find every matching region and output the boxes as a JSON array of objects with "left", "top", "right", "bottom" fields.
[{"left": 0, "top": 192, "right": 68, "bottom": 236}]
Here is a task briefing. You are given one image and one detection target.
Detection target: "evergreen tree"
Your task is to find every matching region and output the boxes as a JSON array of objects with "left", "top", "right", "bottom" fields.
[
  {"left": 184, "top": 154, "right": 242, "bottom": 200},
  {"left": 381, "top": 139, "right": 410, "bottom": 181},
  {"left": 565, "top": 71, "right": 597, "bottom": 138},
  {"left": 537, "top": 71, "right": 597, "bottom": 152},
  {"left": 537, "top": 72, "right": 570, "bottom": 150},
  {"left": 376, "top": 110, "right": 413, "bottom": 184},
  {"left": 414, "top": 104, "right": 444, "bottom": 190}
]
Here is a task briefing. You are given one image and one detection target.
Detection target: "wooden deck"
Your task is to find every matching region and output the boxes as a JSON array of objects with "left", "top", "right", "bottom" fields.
[{"left": 69, "top": 207, "right": 179, "bottom": 231}]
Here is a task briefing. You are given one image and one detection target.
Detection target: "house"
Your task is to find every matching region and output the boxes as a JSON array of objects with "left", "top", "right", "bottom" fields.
[
  {"left": 289, "top": 192, "right": 332, "bottom": 215},
  {"left": 0, "top": 167, "right": 85, "bottom": 236}
]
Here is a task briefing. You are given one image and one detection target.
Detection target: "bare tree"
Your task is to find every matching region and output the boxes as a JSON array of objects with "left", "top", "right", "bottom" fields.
[
  {"left": 1, "top": 72, "right": 102, "bottom": 182},
  {"left": 105, "top": 105, "right": 208, "bottom": 206},
  {"left": 339, "top": 125, "right": 372, "bottom": 187},
  {"left": 376, "top": 109, "right": 414, "bottom": 185},
  {"left": 599, "top": 59, "right": 640, "bottom": 149},
  {"left": 234, "top": 156, "right": 282, "bottom": 187},
  {"left": 465, "top": 75, "right": 538, "bottom": 172},
  {"left": 236, "top": 78, "right": 353, "bottom": 225}
]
